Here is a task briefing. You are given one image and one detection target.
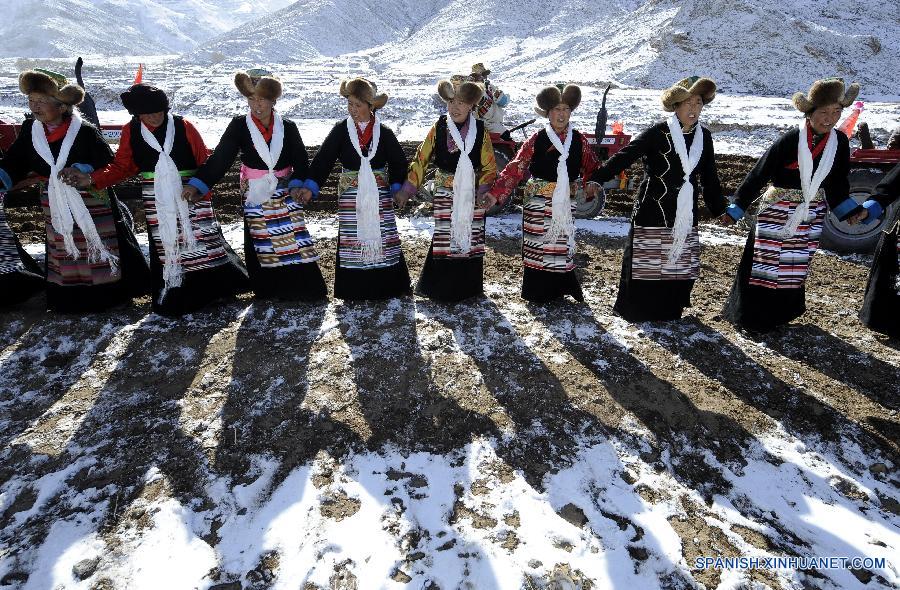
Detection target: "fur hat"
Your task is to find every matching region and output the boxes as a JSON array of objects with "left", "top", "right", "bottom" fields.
[
  {"left": 234, "top": 68, "right": 282, "bottom": 101},
  {"left": 19, "top": 69, "right": 84, "bottom": 106},
  {"left": 339, "top": 78, "right": 388, "bottom": 110},
  {"left": 120, "top": 83, "right": 169, "bottom": 115},
  {"left": 792, "top": 78, "right": 860, "bottom": 114},
  {"left": 470, "top": 63, "right": 491, "bottom": 78},
  {"left": 660, "top": 76, "right": 716, "bottom": 112},
  {"left": 437, "top": 79, "right": 483, "bottom": 105},
  {"left": 534, "top": 84, "right": 581, "bottom": 117}
]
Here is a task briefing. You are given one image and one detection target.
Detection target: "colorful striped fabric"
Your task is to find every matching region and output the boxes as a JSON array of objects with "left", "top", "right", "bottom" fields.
[
  {"left": 139, "top": 175, "right": 237, "bottom": 272},
  {"left": 631, "top": 225, "right": 700, "bottom": 280},
  {"left": 0, "top": 197, "right": 26, "bottom": 275},
  {"left": 522, "top": 178, "right": 577, "bottom": 272},
  {"left": 749, "top": 187, "right": 826, "bottom": 289},
  {"left": 337, "top": 168, "right": 401, "bottom": 269},
  {"left": 476, "top": 92, "right": 494, "bottom": 119},
  {"left": 242, "top": 185, "right": 319, "bottom": 268},
  {"left": 431, "top": 169, "right": 485, "bottom": 259},
  {"left": 41, "top": 188, "right": 120, "bottom": 287}
]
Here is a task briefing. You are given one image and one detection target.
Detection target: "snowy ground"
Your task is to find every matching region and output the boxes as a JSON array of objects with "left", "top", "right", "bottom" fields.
[
  {"left": 2, "top": 56, "right": 900, "bottom": 157},
  {"left": 1, "top": 213, "right": 898, "bottom": 590},
  {"left": 1, "top": 49, "right": 899, "bottom": 590}
]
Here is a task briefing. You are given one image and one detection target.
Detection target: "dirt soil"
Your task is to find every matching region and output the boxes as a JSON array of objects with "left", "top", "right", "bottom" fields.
[{"left": 1, "top": 147, "right": 897, "bottom": 589}]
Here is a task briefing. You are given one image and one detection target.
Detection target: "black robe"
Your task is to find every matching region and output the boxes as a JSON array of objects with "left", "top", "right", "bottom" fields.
[
  {"left": 307, "top": 119, "right": 407, "bottom": 192},
  {"left": 519, "top": 127, "right": 590, "bottom": 303},
  {"left": 416, "top": 116, "right": 489, "bottom": 303},
  {"left": 590, "top": 121, "right": 725, "bottom": 321},
  {"left": 859, "top": 163, "right": 900, "bottom": 337},
  {"left": 308, "top": 119, "right": 410, "bottom": 300},
  {"left": 0, "top": 116, "right": 149, "bottom": 312},
  {"left": 192, "top": 115, "right": 310, "bottom": 191},
  {"left": 190, "top": 114, "right": 326, "bottom": 302},
  {"left": 722, "top": 127, "right": 855, "bottom": 331},
  {"left": 123, "top": 115, "right": 250, "bottom": 315}
]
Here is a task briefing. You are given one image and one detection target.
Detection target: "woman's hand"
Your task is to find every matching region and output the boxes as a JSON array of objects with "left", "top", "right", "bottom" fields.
[
  {"left": 181, "top": 185, "right": 201, "bottom": 202},
  {"left": 477, "top": 192, "right": 497, "bottom": 210},
  {"left": 394, "top": 187, "right": 414, "bottom": 209},
  {"left": 846, "top": 209, "right": 869, "bottom": 225},
  {"left": 290, "top": 187, "right": 314, "bottom": 204},
  {"left": 58, "top": 167, "right": 91, "bottom": 189}
]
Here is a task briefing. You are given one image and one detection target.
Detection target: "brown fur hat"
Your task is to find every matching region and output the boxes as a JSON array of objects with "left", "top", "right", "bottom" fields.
[
  {"left": 660, "top": 76, "right": 716, "bottom": 112},
  {"left": 437, "top": 79, "right": 483, "bottom": 105},
  {"left": 470, "top": 63, "right": 491, "bottom": 78},
  {"left": 339, "top": 78, "right": 388, "bottom": 110},
  {"left": 792, "top": 78, "right": 860, "bottom": 114},
  {"left": 234, "top": 69, "right": 282, "bottom": 101},
  {"left": 534, "top": 84, "right": 581, "bottom": 117},
  {"left": 19, "top": 69, "right": 84, "bottom": 106}
]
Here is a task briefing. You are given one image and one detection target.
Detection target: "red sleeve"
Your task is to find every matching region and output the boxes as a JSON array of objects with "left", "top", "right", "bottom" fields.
[
  {"left": 90, "top": 124, "right": 139, "bottom": 189},
  {"left": 488, "top": 133, "right": 537, "bottom": 203},
  {"left": 183, "top": 119, "right": 210, "bottom": 167},
  {"left": 580, "top": 134, "right": 600, "bottom": 188}
]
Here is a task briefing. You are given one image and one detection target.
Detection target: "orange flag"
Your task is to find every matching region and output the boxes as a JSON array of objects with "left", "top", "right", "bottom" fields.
[
  {"left": 838, "top": 101, "right": 864, "bottom": 138},
  {"left": 134, "top": 63, "right": 144, "bottom": 84}
]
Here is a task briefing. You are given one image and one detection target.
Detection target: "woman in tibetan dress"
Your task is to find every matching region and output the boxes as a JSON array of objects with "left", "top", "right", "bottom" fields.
[{"left": 304, "top": 78, "right": 410, "bottom": 301}]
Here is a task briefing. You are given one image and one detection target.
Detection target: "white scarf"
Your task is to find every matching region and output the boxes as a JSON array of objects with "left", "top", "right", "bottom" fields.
[
  {"left": 141, "top": 114, "right": 197, "bottom": 299},
  {"left": 31, "top": 113, "right": 118, "bottom": 272},
  {"left": 786, "top": 122, "right": 837, "bottom": 238},
  {"left": 346, "top": 115, "right": 383, "bottom": 264},
  {"left": 666, "top": 114, "right": 704, "bottom": 264},
  {"left": 543, "top": 122, "right": 575, "bottom": 248},
  {"left": 245, "top": 111, "right": 284, "bottom": 206},
  {"left": 444, "top": 113, "right": 477, "bottom": 254}
]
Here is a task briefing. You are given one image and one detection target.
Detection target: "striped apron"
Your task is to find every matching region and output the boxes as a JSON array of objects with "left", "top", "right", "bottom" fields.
[
  {"left": 749, "top": 186, "right": 826, "bottom": 289},
  {"left": 432, "top": 169, "right": 485, "bottom": 259},
  {"left": 0, "top": 196, "right": 29, "bottom": 275},
  {"left": 141, "top": 170, "right": 233, "bottom": 273},
  {"left": 241, "top": 170, "right": 318, "bottom": 268},
  {"left": 522, "top": 178, "right": 577, "bottom": 272},
  {"left": 40, "top": 186, "right": 120, "bottom": 287},
  {"left": 631, "top": 226, "right": 700, "bottom": 280},
  {"left": 337, "top": 168, "right": 401, "bottom": 269}
]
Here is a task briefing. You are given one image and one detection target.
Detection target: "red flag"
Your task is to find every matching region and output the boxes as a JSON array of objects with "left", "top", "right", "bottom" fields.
[{"left": 134, "top": 63, "right": 143, "bottom": 84}]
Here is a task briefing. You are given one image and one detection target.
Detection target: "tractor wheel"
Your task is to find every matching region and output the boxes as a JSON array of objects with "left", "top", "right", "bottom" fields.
[{"left": 820, "top": 168, "right": 893, "bottom": 253}]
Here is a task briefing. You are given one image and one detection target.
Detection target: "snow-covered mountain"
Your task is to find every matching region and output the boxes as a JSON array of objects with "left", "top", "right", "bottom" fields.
[
  {"left": 1, "top": 0, "right": 898, "bottom": 111},
  {"left": 185, "top": 0, "right": 449, "bottom": 65},
  {"left": 187, "top": 0, "right": 900, "bottom": 98},
  {"left": 0, "top": 0, "right": 295, "bottom": 58}
]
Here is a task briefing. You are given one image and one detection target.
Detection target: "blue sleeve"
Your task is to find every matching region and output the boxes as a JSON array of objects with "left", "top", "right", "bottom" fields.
[
  {"left": 187, "top": 177, "right": 210, "bottom": 195},
  {"left": 497, "top": 93, "right": 509, "bottom": 107},
  {"left": 0, "top": 167, "right": 11, "bottom": 191},
  {"left": 861, "top": 200, "right": 884, "bottom": 225},
  {"left": 303, "top": 178, "right": 320, "bottom": 198},
  {"left": 287, "top": 178, "right": 304, "bottom": 190},
  {"left": 390, "top": 182, "right": 402, "bottom": 195},
  {"left": 71, "top": 163, "right": 95, "bottom": 174},
  {"left": 726, "top": 203, "right": 745, "bottom": 221},
  {"left": 831, "top": 197, "right": 859, "bottom": 221}
]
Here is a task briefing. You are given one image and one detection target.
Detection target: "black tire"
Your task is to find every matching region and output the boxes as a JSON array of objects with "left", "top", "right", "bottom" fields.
[
  {"left": 820, "top": 168, "right": 892, "bottom": 253},
  {"left": 573, "top": 184, "right": 606, "bottom": 219}
]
